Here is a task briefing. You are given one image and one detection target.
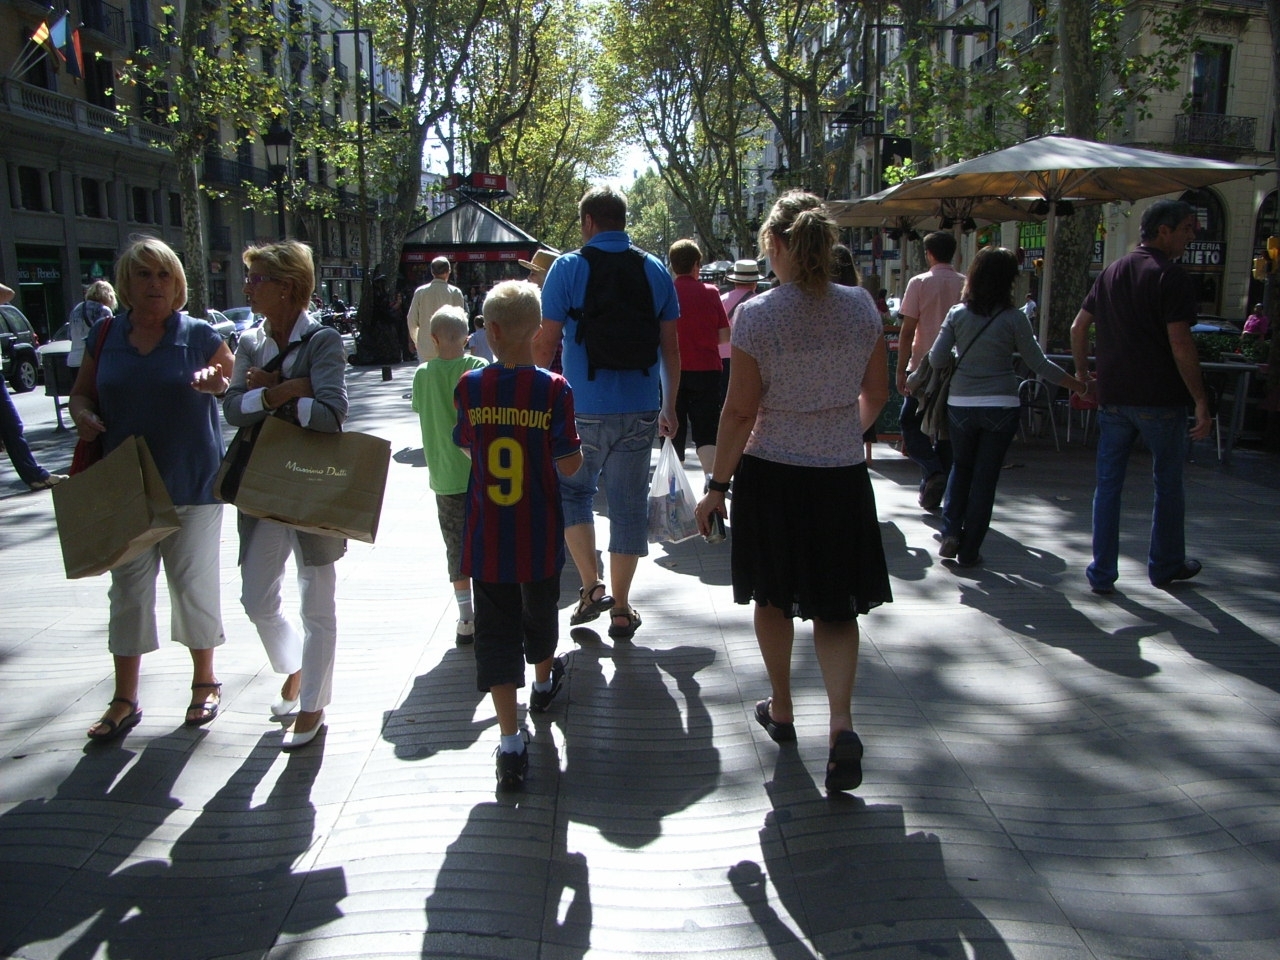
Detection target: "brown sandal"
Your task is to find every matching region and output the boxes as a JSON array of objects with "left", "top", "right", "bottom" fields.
[
  {"left": 88, "top": 698, "right": 142, "bottom": 742},
  {"left": 570, "top": 581, "right": 613, "bottom": 625},
  {"left": 185, "top": 682, "right": 222, "bottom": 727}
]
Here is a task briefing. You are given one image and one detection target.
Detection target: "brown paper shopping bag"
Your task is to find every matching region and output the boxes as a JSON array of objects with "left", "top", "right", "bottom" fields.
[
  {"left": 53, "top": 435, "right": 182, "bottom": 578},
  {"left": 231, "top": 416, "right": 391, "bottom": 543}
]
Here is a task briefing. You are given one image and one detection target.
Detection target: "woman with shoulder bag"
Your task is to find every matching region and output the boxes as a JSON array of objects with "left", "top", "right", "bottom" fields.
[
  {"left": 67, "top": 280, "right": 118, "bottom": 374},
  {"left": 927, "top": 247, "right": 1087, "bottom": 567},
  {"left": 69, "top": 238, "right": 234, "bottom": 741},
  {"left": 223, "top": 241, "right": 349, "bottom": 750}
]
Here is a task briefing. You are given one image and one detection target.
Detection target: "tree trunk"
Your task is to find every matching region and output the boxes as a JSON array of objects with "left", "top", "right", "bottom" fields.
[{"left": 1050, "top": 0, "right": 1100, "bottom": 349}]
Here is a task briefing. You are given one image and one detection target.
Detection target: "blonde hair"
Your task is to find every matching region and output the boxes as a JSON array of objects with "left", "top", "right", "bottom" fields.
[
  {"left": 115, "top": 236, "right": 187, "bottom": 312},
  {"left": 483, "top": 280, "right": 541, "bottom": 340},
  {"left": 243, "top": 240, "right": 315, "bottom": 316},
  {"left": 757, "top": 190, "right": 836, "bottom": 296},
  {"left": 429, "top": 305, "right": 470, "bottom": 342},
  {"left": 84, "top": 280, "right": 117, "bottom": 309}
]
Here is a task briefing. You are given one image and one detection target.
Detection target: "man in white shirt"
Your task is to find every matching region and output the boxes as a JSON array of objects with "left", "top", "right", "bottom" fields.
[
  {"left": 1023, "top": 294, "right": 1037, "bottom": 324},
  {"left": 897, "top": 231, "right": 965, "bottom": 510},
  {"left": 406, "top": 257, "right": 466, "bottom": 361}
]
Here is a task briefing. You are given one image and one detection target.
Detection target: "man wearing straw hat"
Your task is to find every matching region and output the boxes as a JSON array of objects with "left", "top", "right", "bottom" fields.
[
  {"left": 519, "top": 249, "right": 558, "bottom": 287},
  {"left": 719, "top": 259, "right": 762, "bottom": 400}
]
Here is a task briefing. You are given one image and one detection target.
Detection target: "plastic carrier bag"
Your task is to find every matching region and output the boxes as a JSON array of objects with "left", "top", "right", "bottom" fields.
[{"left": 647, "top": 437, "right": 700, "bottom": 543}]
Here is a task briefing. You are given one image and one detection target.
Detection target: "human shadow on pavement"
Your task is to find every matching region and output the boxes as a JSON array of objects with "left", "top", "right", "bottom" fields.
[
  {"left": 105, "top": 733, "right": 344, "bottom": 958},
  {"left": 1130, "top": 588, "right": 1280, "bottom": 697},
  {"left": 0, "top": 730, "right": 189, "bottom": 956},
  {"left": 954, "top": 559, "right": 1161, "bottom": 679},
  {"left": 879, "top": 519, "right": 931, "bottom": 583},
  {"left": 731, "top": 747, "right": 1016, "bottom": 959},
  {"left": 422, "top": 791, "right": 591, "bottom": 958},
  {"left": 381, "top": 644, "right": 492, "bottom": 760},
  {"left": 555, "top": 639, "right": 720, "bottom": 848}
]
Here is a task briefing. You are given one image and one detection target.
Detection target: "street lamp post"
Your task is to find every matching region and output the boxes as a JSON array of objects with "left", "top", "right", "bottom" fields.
[{"left": 264, "top": 119, "right": 294, "bottom": 240}]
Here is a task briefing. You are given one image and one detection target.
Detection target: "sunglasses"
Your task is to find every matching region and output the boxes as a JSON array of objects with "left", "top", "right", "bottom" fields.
[{"left": 245, "top": 274, "right": 279, "bottom": 285}]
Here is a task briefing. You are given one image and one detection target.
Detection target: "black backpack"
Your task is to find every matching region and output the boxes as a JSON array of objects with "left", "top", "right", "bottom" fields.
[{"left": 568, "top": 245, "right": 659, "bottom": 380}]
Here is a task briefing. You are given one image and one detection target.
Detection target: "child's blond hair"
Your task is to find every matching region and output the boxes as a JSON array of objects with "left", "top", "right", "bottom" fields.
[
  {"left": 482, "top": 281, "right": 541, "bottom": 341},
  {"left": 429, "top": 305, "right": 470, "bottom": 343}
]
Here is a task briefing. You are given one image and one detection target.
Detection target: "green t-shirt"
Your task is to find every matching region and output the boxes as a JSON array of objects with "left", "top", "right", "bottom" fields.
[{"left": 412, "top": 355, "right": 489, "bottom": 494}]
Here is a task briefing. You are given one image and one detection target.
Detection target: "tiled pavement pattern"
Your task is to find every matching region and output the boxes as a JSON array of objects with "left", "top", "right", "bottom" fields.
[{"left": 2, "top": 364, "right": 1279, "bottom": 960}]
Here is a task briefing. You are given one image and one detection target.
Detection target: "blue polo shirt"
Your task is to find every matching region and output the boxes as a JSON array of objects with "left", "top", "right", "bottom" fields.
[
  {"left": 87, "top": 312, "right": 225, "bottom": 505},
  {"left": 541, "top": 230, "right": 679, "bottom": 415}
]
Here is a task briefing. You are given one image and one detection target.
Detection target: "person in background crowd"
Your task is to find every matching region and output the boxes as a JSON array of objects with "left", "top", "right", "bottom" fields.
[
  {"left": 897, "top": 231, "right": 966, "bottom": 512},
  {"left": 1022, "top": 293, "right": 1037, "bottom": 325},
  {"left": 930, "top": 248, "right": 1086, "bottom": 568},
  {"left": 1243, "top": 303, "right": 1269, "bottom": 340},
  {"left": 224, "top": 240, "right": 350, "bottom": 750},
  {"left": 1, "top": 281, "right": 69, "bottom": 491},
  {"left": 833, "top": 245, "right": 882, "bottom": 462},
  {"left": 68, "top": 238, "right": 234, "bottom": 741},
  {"left": 695, "top": 191, "right": 891, "bottom": 794},
  {"left": 719, "top": 258, "right": 762, "bottom": 403},
  {"left": 1070, "top": 199, "right": 1210, "bottom": 594},
  {"left": 534, "top": 186, "right": 680, "bottom": 642},
  {"left": 407, "top": 257, "right": 466, "bottom": 362},
  {"left": 412, "top": 305, "right": 489, "bottom": 646},
  {"left": 67, "top": 280, "right": 118, "bottom": 374},
  {"left": 669, "top": 238, "right": 730, "bottom": 477},
  {"left": 467, "top": 314, "right": 494, "bottom": 362}
]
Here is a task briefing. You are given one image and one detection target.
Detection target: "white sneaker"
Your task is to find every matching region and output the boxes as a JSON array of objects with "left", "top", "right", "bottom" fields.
[{"left": 456, "top": 619, "right": 475, "bottom": 646}]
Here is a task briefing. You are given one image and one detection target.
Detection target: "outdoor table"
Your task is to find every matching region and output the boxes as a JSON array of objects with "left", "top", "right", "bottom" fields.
[{"left": 1040, "top": 355, "right": 1260, "bottom": 463}]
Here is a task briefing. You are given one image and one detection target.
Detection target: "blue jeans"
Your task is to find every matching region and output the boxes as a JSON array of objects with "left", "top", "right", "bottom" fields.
[
  {"left": 942, "top": 405, "right": 1019, "bottom": 563},
  {"left": 900, "top": 394, "right": 950, "bottom": 487},
  {"left": 1, "top": 376, "right": 49, "bottom": 486},
  {"left": 1089, "top": 404, "right": 1190, "bottom": 589},
  {"left": 560, "top": 411, "right": 658, "bottom": 556}
]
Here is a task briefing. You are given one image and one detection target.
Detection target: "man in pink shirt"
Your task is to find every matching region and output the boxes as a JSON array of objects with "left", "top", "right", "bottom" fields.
[
  {"left": 896, "top": 232, "right": 965, "bottom": 510},
  {"left": 718, "top": 259, "right": 762, "bottom": 401}
]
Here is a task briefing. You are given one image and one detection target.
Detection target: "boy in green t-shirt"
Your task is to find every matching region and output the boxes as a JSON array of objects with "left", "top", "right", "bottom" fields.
[{"left": 411, "top": 305, "right": 489, "bottom": 644}]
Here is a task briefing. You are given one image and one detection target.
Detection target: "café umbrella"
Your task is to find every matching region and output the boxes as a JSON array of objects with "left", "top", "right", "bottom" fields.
[{"left": 882, "top": 135, "right": 1272, "bottom": 342}]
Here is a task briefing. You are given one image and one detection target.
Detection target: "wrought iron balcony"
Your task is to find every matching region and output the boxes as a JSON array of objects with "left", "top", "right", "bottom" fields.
[
  {"left": 1175, "top": 113, "right": 1257, "bottom": 152},
  {"left": 208, "top": 225, "right": 232, "bottom": 251},
  {"left": 82, "top": 0, "right": 126, "bottom": 46},
  {"left": 1010, "top": 17, "right": 1046, "bottom": 49},
  {"left": 969, "top": 47, "right": 997, "bottom": 72}
]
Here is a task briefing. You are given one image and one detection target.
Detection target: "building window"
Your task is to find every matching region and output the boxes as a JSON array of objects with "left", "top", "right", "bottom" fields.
[
  {"left": 82, "top": 178, "right": 104, "bottom": 218},
  {"left": 17, "top": 166, "right": 45, "bottom": 210},
  {"left": 170, "top": 192, "right": 183, "bottom": 226},
  {"left": 1191, "top": 43, "right": 1231, "bottom": 116},
  {"left": 85, "top": 57, "right": 116, "bottom": 110},
  {"left": 132, "top": 186, "right": 152, "bottom": 222}
]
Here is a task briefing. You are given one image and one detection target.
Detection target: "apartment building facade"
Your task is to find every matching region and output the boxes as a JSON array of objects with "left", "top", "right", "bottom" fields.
[{"left": 0, "top": 0, "right": 397, "bottom": 339}]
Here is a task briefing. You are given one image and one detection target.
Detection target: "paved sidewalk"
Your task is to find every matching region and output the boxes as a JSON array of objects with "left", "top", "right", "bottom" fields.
[{"left": 1, "top": 365, "right": 1279, "bottom": 960}]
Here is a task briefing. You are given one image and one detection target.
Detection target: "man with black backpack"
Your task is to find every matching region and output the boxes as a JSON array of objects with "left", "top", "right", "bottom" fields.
[{"left": 535, "top": 186, "right": 681, "bottom": 641}]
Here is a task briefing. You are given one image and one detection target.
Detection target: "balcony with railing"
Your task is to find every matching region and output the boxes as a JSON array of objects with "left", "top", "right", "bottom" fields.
[
  {"left": 969, "top": 47, "right": 998, "bottom": 72},
  {"left": 1174, "top": 112, "right": 1257, "bottom": 153},
  {"left": 208, "top": 224, "right": 232, "bottom": 251},
  {"left": 1, "top": 76, "right": 173, "bottom": 148},
  {"left": 1010, "top": 17, "right": 1046, "bottom": 49},
  {"left": 130, "top": 20, "right": 168, "bottom": 58},
  {"left": 333, "top": 60, "right": 349, "bottom": 82},
  {"left": 82, "top": 0, "right": 127, "bottom": 46}
]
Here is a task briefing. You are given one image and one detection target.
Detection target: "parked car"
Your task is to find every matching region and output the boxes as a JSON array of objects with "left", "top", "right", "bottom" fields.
[
  {"left": 1190, "top": 315, "right": 1243, "bottom": 335},
  {"left": 0, "top": 303, "right": 41, "bottom": 392},
  {"left": 202, "top": 309, "right": 238, "bottom": 348},
  {"left": 221, "top": 306, "right": 263, "bottom": 336}
]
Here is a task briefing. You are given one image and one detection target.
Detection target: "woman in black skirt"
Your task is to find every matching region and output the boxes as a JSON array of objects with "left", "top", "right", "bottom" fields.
[{"left": 695, "top": 191, "right": 891, "bottom": 794}]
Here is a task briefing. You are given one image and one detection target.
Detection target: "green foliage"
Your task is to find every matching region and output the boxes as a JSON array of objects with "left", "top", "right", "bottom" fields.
[{"left": 881, "top": 0, "right": 1204, "bottom": 167}]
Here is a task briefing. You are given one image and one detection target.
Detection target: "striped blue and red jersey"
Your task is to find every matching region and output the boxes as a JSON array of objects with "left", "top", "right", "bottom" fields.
[{"left": 454, "top": 364, "right": 579, "bottom": 583}]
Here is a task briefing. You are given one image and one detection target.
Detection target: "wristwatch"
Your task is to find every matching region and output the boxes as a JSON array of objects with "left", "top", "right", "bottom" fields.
[{"left": 707, "top": 478, "right": 731, "bottom": 493}]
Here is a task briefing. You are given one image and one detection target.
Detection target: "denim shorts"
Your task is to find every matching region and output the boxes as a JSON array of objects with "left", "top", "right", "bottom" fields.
[{"left": 560, "top": 411, "right": 658, "bottom": 556}]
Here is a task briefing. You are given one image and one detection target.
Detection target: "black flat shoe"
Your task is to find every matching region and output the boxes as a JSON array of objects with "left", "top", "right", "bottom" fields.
[
  {"left": 754, "top": 699, "right": 796, "bottom": 742},
  {"left": 825, "top": 730, "right": 864, "bottom": 793},
  {"left": 88, "top": 698, "right": 142, "bottom": 742}
]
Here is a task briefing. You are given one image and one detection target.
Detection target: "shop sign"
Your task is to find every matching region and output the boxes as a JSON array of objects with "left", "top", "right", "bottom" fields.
[
  {"left": 17, "top": 263, "right": 62, "bottom": 282},
  {"left": 1176, "top": 240, "right": 1225, "bottom": 269}
]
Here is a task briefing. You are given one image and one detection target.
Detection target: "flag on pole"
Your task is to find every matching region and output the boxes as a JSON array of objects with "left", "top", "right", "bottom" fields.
[
  {"left": 31, "top": 20, "right": 51, "bottom": 47},
  {"left": 62, "top": 27, "right": 84, "bottom": 78},
  {"left": 47, "top": 13, "right": 69, "bottom": 62}
]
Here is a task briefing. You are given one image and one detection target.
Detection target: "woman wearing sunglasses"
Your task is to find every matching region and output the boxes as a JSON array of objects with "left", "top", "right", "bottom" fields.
[{"left": 223, "top": 241, "right": 349, "bottom": 750}]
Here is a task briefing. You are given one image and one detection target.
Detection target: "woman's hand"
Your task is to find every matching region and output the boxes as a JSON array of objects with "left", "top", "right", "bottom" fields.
[
  {"left": 245, "top": 366, "right": 282, "bottom": 392},
  {"left": 73, "top": 408, "right": 106, "bottom": 442},
  {"left": 694, "top": 491, "right": 727, "bottom": 537},
  {"left": 191, "top": 365, "right": 229, "bottom": 395}
]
